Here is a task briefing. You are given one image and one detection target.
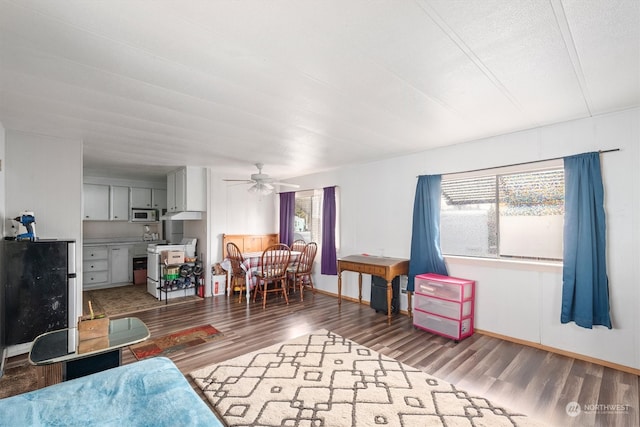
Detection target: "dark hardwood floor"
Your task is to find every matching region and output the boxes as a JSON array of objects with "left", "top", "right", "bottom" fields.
[
  {"left": 2, "top": 290, "right": 635, "bottom": 426},
  {"left": 115, "top": 291, "right": 639, "bottom": 427}
]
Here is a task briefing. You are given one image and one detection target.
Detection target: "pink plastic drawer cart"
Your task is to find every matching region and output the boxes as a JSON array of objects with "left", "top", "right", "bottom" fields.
[{"left": 413, "top": 273, "right": 475, "bottom": 342}]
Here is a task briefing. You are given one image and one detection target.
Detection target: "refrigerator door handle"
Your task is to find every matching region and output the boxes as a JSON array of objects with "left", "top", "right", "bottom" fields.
[{"left": 67, "top": 241, "right": 77, "bottom": 353}]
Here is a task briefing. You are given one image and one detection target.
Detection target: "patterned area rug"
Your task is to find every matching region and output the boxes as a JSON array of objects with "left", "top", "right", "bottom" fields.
[
  {"left": 84, "top": 284, "right": 200, "bottom": 318},
  {"left": 0, "top": 363, "right": 38, "bottom": 399},
  {"left": 129, "top": 324, "right": 224, "bottom": 360},
  {"left": 191, "top": 329, "right": 548, "bottom": 427}
]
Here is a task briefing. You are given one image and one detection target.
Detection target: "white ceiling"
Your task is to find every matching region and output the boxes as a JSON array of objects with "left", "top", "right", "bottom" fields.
[{"left": 0, "top": 0, "right": 638, "bottom": 182}]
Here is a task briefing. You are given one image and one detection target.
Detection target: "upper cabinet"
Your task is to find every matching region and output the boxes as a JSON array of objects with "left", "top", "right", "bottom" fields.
[
  {"left": 167, "top": 167, "right": 205, "bottom": 212},
  {"left": 131, "top": 187, "right": 152, "bottom": 209},
  {"left": 83, "top": 181, "right": 167, "bottom": 221},
  {"left": 83, "top": 184, "right": 110, "bottom": 220},
  {"left": 111, "top": 185, "right": 130, "bottom": 221},
  {"left": 152, "top": 188, "right": 167, "bottom": 211}
]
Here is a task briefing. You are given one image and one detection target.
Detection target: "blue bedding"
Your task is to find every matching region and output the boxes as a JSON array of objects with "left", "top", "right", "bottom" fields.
[{"left": 0, "top": 357, "right": 224, "bottom": 427}]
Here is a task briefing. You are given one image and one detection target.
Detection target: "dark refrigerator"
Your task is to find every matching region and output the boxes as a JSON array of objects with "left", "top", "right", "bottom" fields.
[{"left": 2, "top": 240, "right": 76, "bottom": 346}]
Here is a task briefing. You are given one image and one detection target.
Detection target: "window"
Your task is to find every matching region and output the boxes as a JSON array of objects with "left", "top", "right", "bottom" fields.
[
  {"left": 294, "top": 189, "right": 321, "bottom": 243},
  {"left": 440, "top": 164, "right": 564, "bottom": 261},
  {"left": 293, "top": 188, "right": 340, "bottom": 249}
]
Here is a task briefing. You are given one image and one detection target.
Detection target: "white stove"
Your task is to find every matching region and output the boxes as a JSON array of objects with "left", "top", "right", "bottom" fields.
[{"left": 146, "top": 238, "right": 197, "bottom": 298}]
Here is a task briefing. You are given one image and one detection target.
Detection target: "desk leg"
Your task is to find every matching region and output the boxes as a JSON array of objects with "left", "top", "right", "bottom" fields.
[
  {"left": 338, "top": 270, "right": 342, "bottom": 305},
  {"left": 386, "top": 280, "right": 392, "bottom": 325},
  {"left": 358, "top": 273, "right": 363, "bottom": 304},
  {"left": 407, "top": 291, "right": 413, "bottom": 319}
]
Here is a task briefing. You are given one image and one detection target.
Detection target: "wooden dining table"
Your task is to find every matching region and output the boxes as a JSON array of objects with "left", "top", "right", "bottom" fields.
[{"left": 224, "top": 250, "right": 301, "bottom": 304}]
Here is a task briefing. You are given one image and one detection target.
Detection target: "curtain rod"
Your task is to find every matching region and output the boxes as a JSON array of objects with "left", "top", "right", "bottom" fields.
[
  {"left": 416, "top": 148, "right": 620, "bottom": 177},
  {"left": 276, "top": 185, "right": 339, "bottom": 195}
]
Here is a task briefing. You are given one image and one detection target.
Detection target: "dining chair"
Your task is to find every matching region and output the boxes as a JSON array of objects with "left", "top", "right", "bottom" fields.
[
  {"left": 286, "top": 239, "right": 307, "bottom": 279},
  {"left": 252, "top": 243, "right": 291, "bottom": 309},
  {"left": 291, "top": 239, "right": 306, "bottom": 253},
  {"left": 226, "top": 242, "right": 247, "bottom": 303},
  {"left": 287, "top": 242, "right": 317, "bottom": 301}
]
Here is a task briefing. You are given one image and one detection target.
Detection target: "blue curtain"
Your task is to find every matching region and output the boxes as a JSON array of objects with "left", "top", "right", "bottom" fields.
[
  {"left": 279, "top": 192, "right": 295, "bottom": 247},
  {"left": 408, "top": 175, "right": 448, "bottom": 292},
  {"left": 321, "top": 186, "right": 337, "bottom": 275},
  {"left": 561, "top": 152, "right": 611, "bottom": 329}
]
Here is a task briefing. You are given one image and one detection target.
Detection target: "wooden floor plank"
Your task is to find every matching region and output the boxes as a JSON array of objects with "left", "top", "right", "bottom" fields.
[
  {"left": 115, "top": 292, "right": 640, "bottom": 426},
  {"left": 2, "top": 291, "right": 634, "bottom": 426}
]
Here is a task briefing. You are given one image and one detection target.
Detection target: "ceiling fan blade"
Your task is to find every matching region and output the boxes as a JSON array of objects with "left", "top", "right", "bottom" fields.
[{"left": 223, "top": 179, "right": 254, "bottom": 183}]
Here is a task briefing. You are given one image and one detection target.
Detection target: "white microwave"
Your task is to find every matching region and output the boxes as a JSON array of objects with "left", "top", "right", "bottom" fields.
[{"left": 131, "top": 209, "right": 158, "bottom": 222}]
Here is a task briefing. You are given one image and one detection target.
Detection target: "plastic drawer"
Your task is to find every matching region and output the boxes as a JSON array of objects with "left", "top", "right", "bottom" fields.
[
  {"left": 413, "top": 309, "right": 472, "bottom": 340},
  {"left": 415, "top": 293, "right": 471, "bottom": 319},
  {"left": 415, "top": 273, "right": 473, "bottom": 302}
]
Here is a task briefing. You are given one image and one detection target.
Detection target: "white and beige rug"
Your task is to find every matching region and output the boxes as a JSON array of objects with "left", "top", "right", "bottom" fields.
[{"left": 190, "top": 329, "right": 547, "bottom": 426}]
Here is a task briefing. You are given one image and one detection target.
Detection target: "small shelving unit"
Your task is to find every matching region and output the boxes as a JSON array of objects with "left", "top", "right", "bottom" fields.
[
  {"left": 413, "top": 273, "right": 475, "bottom": 342},
  {"left": 158, "top": 261, "right": 201, "bottom": 304}
]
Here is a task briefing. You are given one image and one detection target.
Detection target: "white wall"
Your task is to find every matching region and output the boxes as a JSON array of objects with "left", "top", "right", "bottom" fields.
[
  {"left": 0, "top": 123, "right": 5, "bottom": 354},
  {"left": 208, "top": 173, "right": 277, "bottom": 264},
  {"left": 0, "top": 123, "right": 5, "bottom": 236},
  {"left": 4, "top": 129, "right": 84, "bottom": 353},
  {"left": 284, "top": 108, "right": 639, "bottom": 370}
]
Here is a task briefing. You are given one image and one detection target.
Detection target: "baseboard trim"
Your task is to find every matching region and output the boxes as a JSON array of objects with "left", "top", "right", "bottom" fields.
[
  {"left": 475, "top": 328, "right": 640, "bottom": 376},
  {"left": 315, "top": 289, "right": 639, "bottom": 375}
]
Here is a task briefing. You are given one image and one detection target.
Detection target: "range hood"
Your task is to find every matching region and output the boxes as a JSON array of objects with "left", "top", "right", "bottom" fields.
[{"left": 160, "top": 211, "right": 202, "bottom": 221}]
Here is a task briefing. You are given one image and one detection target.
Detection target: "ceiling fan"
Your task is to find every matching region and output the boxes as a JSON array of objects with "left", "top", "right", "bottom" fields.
[{"left": 223, "top": 163, "right": 300, "bottom": 195}]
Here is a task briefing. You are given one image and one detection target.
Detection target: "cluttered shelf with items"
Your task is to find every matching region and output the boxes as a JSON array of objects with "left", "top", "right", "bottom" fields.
[{"left": 157, "top": 249, "right": 204, "bottom": 303}]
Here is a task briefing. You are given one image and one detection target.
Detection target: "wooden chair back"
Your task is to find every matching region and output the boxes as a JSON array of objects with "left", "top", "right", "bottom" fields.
[
  {"left": 260, "top": 243, "right": 291, "bottom": 280},
  {"left": 291, "top": 239, "right": 306, "bottom": 253},
  {"left": 296, "top": 242, "right": 317, "bottom": 274},
  {"left": 226, "top": 242, "right": 248, "bottom": 302},
  {"left": 226, "top": 242, "right": 245, "bottom": 276}
]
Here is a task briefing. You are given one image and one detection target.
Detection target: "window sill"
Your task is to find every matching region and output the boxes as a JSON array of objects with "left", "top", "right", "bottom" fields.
[{"left": 444, "top": 255, "right": 562, "bottom": 273}]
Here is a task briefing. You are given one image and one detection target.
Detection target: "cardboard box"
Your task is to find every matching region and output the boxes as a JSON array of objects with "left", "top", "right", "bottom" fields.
[
  {"left": 210, "top": 274, "right": 227, "bottom": 297},
  {"left": 78, "top": 336, "right": 109, "bottom": 354},
  {"left": 161, "top": 250, "right": 185, "bottom": 265},
  {"left": 78, "top": 317, "right": 109, "bottom": 341}
]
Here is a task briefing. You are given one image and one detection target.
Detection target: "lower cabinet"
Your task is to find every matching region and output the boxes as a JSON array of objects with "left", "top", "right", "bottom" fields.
[
  {"left": 83, "top": 246, "right": 110, "bottom": 288},
  {"left": 83, "top": 244, "right": 133, "bottom": 289},
  {"left": 110, "top": 246, "right": 130, "bottom": 284}
]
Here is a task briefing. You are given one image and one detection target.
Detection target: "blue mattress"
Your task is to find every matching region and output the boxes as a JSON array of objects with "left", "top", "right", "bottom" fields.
[{"left": 0, "top": 357, "right": 224, "bottom": 427}]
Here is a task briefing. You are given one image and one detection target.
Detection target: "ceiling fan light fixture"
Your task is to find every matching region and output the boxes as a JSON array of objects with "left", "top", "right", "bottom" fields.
[{"left": 249, "top": 182, "right": 272, "bottom": 195}]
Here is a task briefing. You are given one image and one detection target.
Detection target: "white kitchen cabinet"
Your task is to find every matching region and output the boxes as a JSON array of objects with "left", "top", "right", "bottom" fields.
[
  {"left": 152, "top": 188, "right": 167, "bottom": 211},
  {"left": 83, "top": 184, "right": 110, "bottom": 220},
  {"left": 167, "top": 172, "right": 177, "bottom": 213},
  {"left": 131, "top": 187, "right": 152, "bottom": 208},
  {"left": 83, "top": 245, "right": 109, "bottom": 287},
  {"left": 111, "top": 185, "right": 130, "bottom": 221},
  {"left": 167, "top": 167, "right": 205, "bottom": 212},
  {"left": 110, "top": 245, "right": 130, "bottom": 284}
]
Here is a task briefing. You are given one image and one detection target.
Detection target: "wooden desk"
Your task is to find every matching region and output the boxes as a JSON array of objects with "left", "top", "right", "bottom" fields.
[{"left": 337, "top": 255, "right": 410, "bottom": 324}]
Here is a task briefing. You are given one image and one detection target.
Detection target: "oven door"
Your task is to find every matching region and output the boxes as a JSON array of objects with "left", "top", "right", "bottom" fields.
[
  {"left": 146, "top": 251, "right": 161, "bottom": 299},
  {"left": 147, "top": 252, "right": 160, "bottom": 282}
]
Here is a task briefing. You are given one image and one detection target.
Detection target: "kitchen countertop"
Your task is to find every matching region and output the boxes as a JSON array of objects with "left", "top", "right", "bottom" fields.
[{"left": 83, "top": 238, "right": 166, "bottom": 246}]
